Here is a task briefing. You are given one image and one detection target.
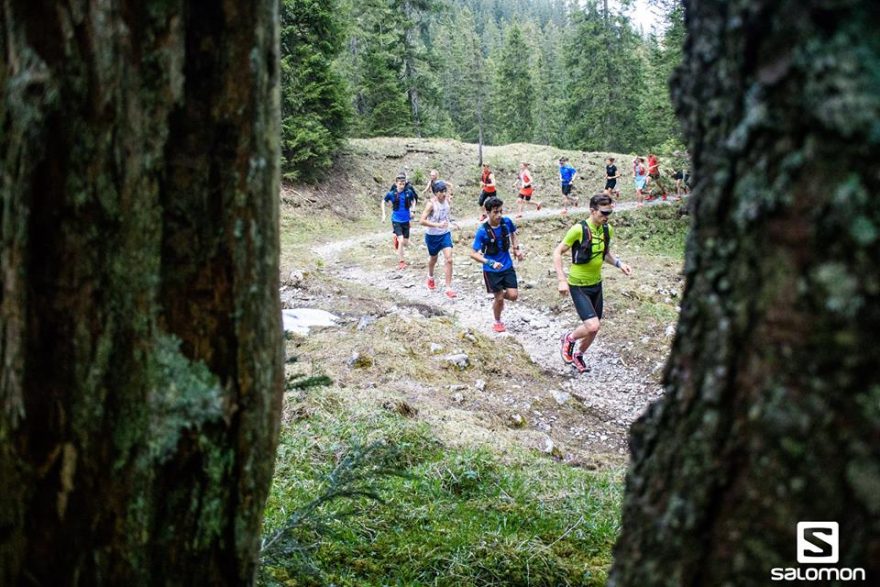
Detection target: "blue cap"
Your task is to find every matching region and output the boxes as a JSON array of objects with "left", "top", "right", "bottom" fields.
[{"left": 434, "top": 180, "right": 447, "bottom": 192}]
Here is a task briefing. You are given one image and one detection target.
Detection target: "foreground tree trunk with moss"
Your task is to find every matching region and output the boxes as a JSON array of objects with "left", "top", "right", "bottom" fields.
[
  {"left": 610, "top": 1, "right": 880, "bottom": 584},
  {"left": 1, "top": 2, "right": 282, "bottom": 584}
]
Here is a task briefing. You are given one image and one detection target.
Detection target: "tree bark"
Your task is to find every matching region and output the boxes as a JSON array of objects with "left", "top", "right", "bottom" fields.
[
  {"left": 610, "top": 1, "right": 880, "bottom": 585},
  {"left": 1, "top": 1, "right": 282, "bottom": 585}
]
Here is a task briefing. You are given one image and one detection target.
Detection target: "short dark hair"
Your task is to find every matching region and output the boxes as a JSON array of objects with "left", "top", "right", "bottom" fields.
[
  {"left": 590, "top": 194, "right": 613, "bottom": 209},
  {"left": 607, "top": 157, "right": 615, "bottom": 162},
  {"left": 484, "top": 196, "right": 503, "bottom": 211}
]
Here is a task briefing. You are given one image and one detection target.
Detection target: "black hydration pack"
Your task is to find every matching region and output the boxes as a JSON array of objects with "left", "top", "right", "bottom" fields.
[
  {"left": 481, "top": 221, "right": 510, "bottom": 256},
  {"left": 571, "top": 220, "right": 609, "bottom": 264},
  {"left": 391, "top": 186, "right": 417, "bottom": 211}
]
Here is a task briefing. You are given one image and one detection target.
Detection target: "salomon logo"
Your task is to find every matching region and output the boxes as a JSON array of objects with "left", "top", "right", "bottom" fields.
[{"left": 770, "top": 521, "right": 866, "bottom": 582}]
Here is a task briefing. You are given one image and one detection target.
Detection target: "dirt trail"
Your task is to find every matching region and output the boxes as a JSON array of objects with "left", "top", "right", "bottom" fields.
[{"left": 310, "top": 201, "right": 669, "bottom": 454}]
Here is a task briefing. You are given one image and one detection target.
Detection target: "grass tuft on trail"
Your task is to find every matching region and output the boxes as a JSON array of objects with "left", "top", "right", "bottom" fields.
[{"left": 259, "top": 386, "right": 623, "bottom": 587}]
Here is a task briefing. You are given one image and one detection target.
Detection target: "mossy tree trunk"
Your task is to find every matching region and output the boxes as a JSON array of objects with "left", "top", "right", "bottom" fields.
[
  {"left": 610, "top": 0, "right": 880, "bottom": 585},
  {"left": 1, "top": 1, "right": 282, "bottom": 584}
]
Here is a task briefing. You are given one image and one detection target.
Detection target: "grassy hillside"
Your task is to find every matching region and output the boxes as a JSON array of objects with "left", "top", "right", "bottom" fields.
[{"left": 280, "top": 137, "right": 636, "bottom": 271}]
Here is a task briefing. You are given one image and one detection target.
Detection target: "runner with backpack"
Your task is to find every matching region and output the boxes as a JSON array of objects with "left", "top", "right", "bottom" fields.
[
  {"left": 381, "top": 173, "right": 419, "bottom": 269},
  {"left": 558, "top": 157, "right": 579, "bottom": 214},
  {"left": 552, "top": 194, "right": 632, "bottom": 374},
  {"left": 470, "top": 197, "right": 525, "bottom": 333},
  {"left": 478, "top": 163, "right": 497, "bottom": 221}
]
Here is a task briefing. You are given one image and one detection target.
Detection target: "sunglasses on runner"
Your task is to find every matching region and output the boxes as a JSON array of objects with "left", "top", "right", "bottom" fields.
[{"left": 599, "top": 209, "right": 613, "bottom": 216}]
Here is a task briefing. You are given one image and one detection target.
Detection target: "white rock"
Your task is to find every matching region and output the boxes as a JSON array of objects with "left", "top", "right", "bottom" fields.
[
  {"left": 430, "top": 343, "right": 444, "bottom": 354},
  {"left": 474, "top": 379, "right": 486, "bottom": 391},
  {"left": 443, "top": 353, "right": 470, "bottom": 369},
  {"left": 553, "top": 390, "right": 571, "bottom": 405},
  {"left": 282, "top": 308, "right": 338, "bottom": 335}
]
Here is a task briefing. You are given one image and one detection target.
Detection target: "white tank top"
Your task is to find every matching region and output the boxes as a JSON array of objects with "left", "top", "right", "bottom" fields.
[{"left": 425, "top": 198, "right": 451, "bottom": 236}]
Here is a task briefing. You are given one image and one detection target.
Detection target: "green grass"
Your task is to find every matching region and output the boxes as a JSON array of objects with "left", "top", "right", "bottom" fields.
[{"left": 259, "top": 387, "right": 624, "bottom": 587}]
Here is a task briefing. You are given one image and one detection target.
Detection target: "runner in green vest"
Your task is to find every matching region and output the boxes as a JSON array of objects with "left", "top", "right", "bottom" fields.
[{"left": 552, "top": 194, "right": 632, "bottom": 374}]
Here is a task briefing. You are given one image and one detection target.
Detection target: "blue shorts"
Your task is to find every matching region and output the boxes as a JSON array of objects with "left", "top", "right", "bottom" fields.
[{"left": 425, "top": 232, "right": 453, "bottom": 256}]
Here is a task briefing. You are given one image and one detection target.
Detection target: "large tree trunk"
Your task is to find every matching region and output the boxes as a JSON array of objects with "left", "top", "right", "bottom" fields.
[
  {"left": 610, "top": 0, "right": 880, "bottom": 585},
  {"left": 1, "top": 1, "right": 282, "bottom": 585}
]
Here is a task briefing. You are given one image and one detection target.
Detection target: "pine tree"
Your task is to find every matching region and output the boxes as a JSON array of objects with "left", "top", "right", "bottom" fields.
[
  {"left": 490, "top": 23, "right": 535, "bottom": 144},
  {"left": 341, "top": 0, "right": 413, "bottom": 136},
  {"left": 533, "top": 25, "right": 565, "bottom": 146},
  {"left": 563, "top": 2, "right": 643, "bottom": 152},
  {"left": 280, "top": 0, "right": 350, "bottom": 181}
]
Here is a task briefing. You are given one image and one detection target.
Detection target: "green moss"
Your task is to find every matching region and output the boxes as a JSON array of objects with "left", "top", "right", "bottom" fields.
[{"left": 142, "top": 333, "right": 226, "bottom": 465}]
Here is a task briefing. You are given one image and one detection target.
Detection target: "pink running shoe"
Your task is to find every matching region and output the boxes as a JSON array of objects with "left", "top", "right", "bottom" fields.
[
  {"left": 571, "top": 353, "right": 591, "bottom": 374},
  {"left": 445, "top": 289, "right": 457, "bottom": 299},
  {"left": 398, "top": 260, "right": 407, "bottom": 270},
  {"left": 426, "top": 276, "right": 436, "bottom": 290},
  {"left": 560, "top": 334, "right": 575, "bottom": 364},
  {"left": 492, "top": 322, "right": 506, "bottom": 333}
]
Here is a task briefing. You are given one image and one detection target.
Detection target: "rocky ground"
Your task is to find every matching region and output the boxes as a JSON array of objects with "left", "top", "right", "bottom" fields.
[{"left": 280, "top": 200, "right": 681, "bottom": 468}]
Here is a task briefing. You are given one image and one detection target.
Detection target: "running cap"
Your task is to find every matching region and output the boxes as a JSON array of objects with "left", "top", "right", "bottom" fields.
[
  {"left": 395, "top": 173, "right": 407, "bottom": 180},
  {"left": 434, "top": 180, "right": 447, "bottom": 192}
]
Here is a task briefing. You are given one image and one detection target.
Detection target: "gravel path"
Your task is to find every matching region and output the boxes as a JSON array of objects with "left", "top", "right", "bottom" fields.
[{"left": 311, "top": 200, "right": 670, "bottom": 439}]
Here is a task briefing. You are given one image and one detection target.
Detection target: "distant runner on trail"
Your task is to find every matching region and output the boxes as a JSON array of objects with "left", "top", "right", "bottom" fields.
[
  {"left": 553, "top": 193, "right": 632, "bottom": 374},
  {"left": 419, "top": 181, "right": 457, "bottom": 299},
  {"left": 470, "top": 197, "right": 525, "bottom": 333},
  {"left": 478, "top": 163, "right": 497, "bottom": 221},
  {"left": 645, "top": 153, "right": 667, "bottom": 201},
  {"left": 514, "top": 161, "right": 542, "bottom": 218},
  {"left": 381, "top": 173, "right": 419, "bottom": 269},
  {"left": 558, "top": 157, "right": 579, "bottom": 214},
  {"left": 422, "top": 169, "right": 455, "bottom": 202},
  {"left": 604, "top": 157, "right": 621, "bottom": 198},
  {"left": 671, "top": 151, "right": 690, "bottom": 199},
  {"left": 634, "top": 157, "right": 648, "bottom": 207}
]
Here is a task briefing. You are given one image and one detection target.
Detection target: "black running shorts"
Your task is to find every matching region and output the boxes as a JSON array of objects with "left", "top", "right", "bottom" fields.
[
  {"left": 570, "top": 283, "right": 603, "bottom": 321},
  {"left": 483, "top": 267, "right": 518, "bottom": 293},
  {"left": 392, "top": 221, "right": 410, "bottom": 239}
]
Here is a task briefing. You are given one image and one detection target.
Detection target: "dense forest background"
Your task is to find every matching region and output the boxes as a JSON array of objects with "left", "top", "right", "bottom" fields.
[{"left": 282, "top": 0, "right": 684, "bottom": 180}]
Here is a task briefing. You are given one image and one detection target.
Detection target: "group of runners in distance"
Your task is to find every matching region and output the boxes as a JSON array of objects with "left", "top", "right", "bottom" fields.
[{"left": 381, "top": 154, "right": 687, "bottom": 374}]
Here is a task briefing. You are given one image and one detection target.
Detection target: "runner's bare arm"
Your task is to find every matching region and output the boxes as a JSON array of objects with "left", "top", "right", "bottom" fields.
[
  {"left": 553, "top": 242, "right": 571, "bottom": 293},
  {"left": 511, "top": 231, "right": 525, "bottom": 260},
  {"left": 419, "top": 201, "right": 435, "bottom": 227},
  {"left": 604, "top": 247, "right": 632, "bottom": 276}
]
